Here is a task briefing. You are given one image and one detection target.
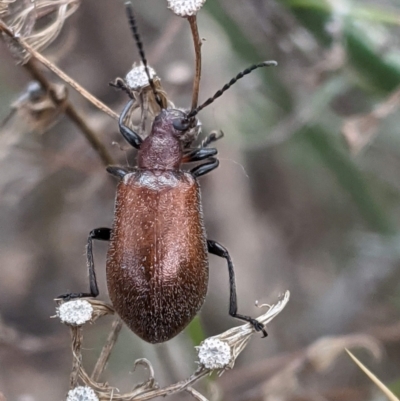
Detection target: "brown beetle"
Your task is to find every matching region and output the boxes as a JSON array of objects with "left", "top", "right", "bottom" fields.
[{"left": 60, "top": 3, "right": 276, "bottom": 343}]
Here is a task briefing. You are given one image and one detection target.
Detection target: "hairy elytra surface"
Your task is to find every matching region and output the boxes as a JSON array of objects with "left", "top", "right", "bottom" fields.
[{"left": 106, "top": 111, "right": 209, "bottom": 343}]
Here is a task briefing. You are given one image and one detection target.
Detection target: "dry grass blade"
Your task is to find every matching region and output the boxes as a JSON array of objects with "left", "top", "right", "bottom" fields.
[{"left": 346, "top": 349, "right": 399, "bottom": 401}]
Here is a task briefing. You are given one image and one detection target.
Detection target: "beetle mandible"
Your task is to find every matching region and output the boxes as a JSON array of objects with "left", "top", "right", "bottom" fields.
[{"left": 60, "top": 3, "right": 277, "bottom": 344}]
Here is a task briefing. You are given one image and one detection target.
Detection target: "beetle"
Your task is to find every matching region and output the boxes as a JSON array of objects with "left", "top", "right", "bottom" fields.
[{"left": 60, "top": 3, "right": 276, "bottom": 343}]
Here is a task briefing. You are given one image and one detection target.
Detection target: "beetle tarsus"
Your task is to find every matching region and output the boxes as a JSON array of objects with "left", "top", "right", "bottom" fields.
[
  {"left": 231, "top": 313, "right": 267, "bottom": 337},
  {"left": 191, "top": 157, "right": 219, "bottom": 178},
  {"left": 56, "top": 292, "right": 93, "bottom": 300}
]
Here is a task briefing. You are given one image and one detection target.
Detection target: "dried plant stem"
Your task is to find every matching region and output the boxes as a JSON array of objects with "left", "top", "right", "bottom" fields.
[
  {"left": 59, "top": 294, "right": 289, "bottom": 401},
  {"left": 0, "top": 21, "right": 118, "bottom": 121},
  {"left": 70, "top": 326, "right": 83, "bottom": 389},
  {"left": 188, "top": 15, "right": 202, "bottom": 110},
  {"left": 91, "top": 317, "right": 123, "bottom": 382},
  {"left": 24, "top": 59, "right": 115, "bottom": 166},
  {"left": 80, "top": 366, "right": 209, "bottom": 401}
]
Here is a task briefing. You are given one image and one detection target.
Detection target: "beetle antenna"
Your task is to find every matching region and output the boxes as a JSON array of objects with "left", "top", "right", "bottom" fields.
[
  {"left": 124, "top": 1, "right": 163, "bottom": 109},
  {"left": 185, "top": 60, "right": 277, "bottom": 120}
]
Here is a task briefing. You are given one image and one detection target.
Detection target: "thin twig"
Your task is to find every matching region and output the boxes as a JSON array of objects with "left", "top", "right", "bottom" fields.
[
  {"left": 23, "top": 59, "right": 114, "bottom": 166},
  {"left": 91, "top": 317, "right": 123, "bottom": 382},
  {"left": 187, "top": 15, "right": 202, "bottom": 110},
  {"left": 0, "top": 20, "right": 119, "bottom": 120}
]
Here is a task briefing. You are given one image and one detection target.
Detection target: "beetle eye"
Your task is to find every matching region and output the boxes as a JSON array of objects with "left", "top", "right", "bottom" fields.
[{"left": 172, "top": 118, "right": 190, "bottom": 131}]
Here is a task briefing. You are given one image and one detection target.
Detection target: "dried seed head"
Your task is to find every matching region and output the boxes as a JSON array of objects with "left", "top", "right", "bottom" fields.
[
  {"left": 0, "top": 0, "right": 16, "bottom": 16},
  {"left": 197, "top": 338, "right": 232, "bottom": 369},
  {"left": 125, "top": 64, "right": 157, "bottom": 91},
  {"left": 166, "top": 0, "right": 206, "bottom": 17},
  {"left": 2, "top": 0, "right": 80, "bottom": 62},
  {"left": 57, "top": 300, "right": 93, "bottom": 326},
  {"left": 198, "top": 292, "right": 290, "bottom": 372},
  {"left": 66, "top": 386, "right": 98, "bottom": 401}
]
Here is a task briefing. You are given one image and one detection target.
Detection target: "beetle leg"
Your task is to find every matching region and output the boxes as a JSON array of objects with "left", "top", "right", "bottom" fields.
[
  {"left": 200, "top": 130, "right": 224, "bottom": 148},
  {"left": 191, "top": 158, "right": 219, "bottom": 178},
  {"left": 106, "top": 166, "right": 131, "bottom": 179},
  {"left": 119, "top": 99, "right": 143, "bottom": 149},
  {"left": 182, "top": 147, "right": 217, "bottom": 163},
  {"left": 58, "top": 227, "right": 111, "bottom": 300},
  {"left": 207, "top": 239, "right": 268, "bottom": 338},
  {"left": 200, "top": 130, "right": 224, "bottom": 149}
]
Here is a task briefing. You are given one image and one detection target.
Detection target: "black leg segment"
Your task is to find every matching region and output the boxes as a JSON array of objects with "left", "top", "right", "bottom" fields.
[
  {"left": 191, "top": 158, "right": 219, "bottom": 178},
  {"left": 119, "top": 100, "right": 143, "bottom": 149},
  {"left": 207, "top": 239, "right": 267, "bottom": 337},
  {"left": 200, "top": 130, "right": 224, "bottom": 148},
  {"left": 106, "top": 166, "right": 132, "bottom": 179},
  {"left": 183, "top": 147, "right": 218, "bottom": 163},
  {"left": 58, "top": 227, "right": 111, "bottom": 300}
]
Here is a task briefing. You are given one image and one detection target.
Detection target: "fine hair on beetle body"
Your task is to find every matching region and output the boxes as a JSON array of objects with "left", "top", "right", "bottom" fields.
[{"left": 59, "top": 1, "right": 277, "bottom": 344}]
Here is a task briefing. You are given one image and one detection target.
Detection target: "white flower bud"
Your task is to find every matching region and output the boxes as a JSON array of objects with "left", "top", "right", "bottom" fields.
[
  {"left": 66, "top": 386, "right": 98, "bottom": 401},
  {"left": 57, "top": 300, "right": 93, "bottom": 326},
  {"left": 197, "top": 338, "right": 231, "bottom": 369},
  {"left": 166, "top": 0, "right": 206, "bottom": 17},
  {"left": 125, "top": 64, "right": 157, "bottom": 91}
]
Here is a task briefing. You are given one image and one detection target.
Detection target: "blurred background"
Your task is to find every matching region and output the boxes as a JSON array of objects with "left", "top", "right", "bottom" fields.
[{"left": 1, "top": 0, "right": 400, "bottom": 400}]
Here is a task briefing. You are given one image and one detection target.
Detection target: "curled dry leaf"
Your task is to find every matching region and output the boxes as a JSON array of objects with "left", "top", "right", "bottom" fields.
[
  {"left": 131, "top": 358, "right": 158, "bottom": 392},
  {"left": 1, "top": 81, "right": 67, "bottom": 134},
  {"left": 342, "top": 87, "right": 400, "bottom": 155}
]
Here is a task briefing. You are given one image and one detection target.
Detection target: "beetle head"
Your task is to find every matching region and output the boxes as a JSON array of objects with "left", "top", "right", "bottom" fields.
[{"left": 154, "top": 108, "right": 201, "bottom": 147}]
